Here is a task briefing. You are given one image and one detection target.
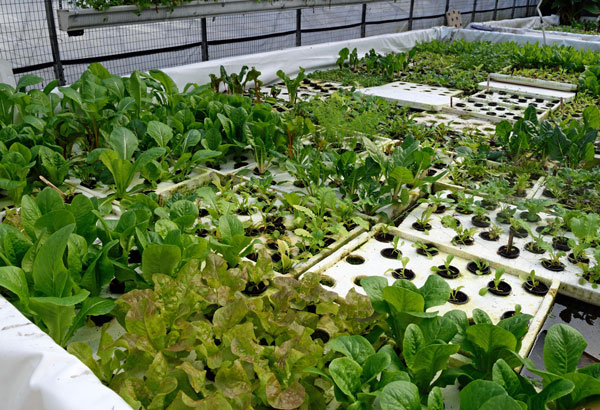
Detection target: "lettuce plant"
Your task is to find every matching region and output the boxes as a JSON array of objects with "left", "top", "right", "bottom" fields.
[
  {"left": 94, "top": 127, "right": 165, "bottom": 198},
  {"left": 0, "top": 142, "right": 35, "bottom": 204},
  {"left": 67, "top": 258, "right": 381, "bottom": 410}
]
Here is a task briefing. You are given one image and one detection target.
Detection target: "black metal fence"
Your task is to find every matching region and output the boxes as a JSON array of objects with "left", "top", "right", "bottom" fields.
[{"left": 0, "top": 0, "right": 537, "bottom": 86}]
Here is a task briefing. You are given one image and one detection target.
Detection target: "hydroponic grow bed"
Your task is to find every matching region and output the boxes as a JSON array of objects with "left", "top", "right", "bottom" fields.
[{"left": 1, "top": 17, "right": 600, "bottom": 410}]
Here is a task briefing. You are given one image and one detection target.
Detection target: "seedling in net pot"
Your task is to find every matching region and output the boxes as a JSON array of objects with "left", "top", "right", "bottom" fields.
[
  {"left": 481, "top": 222, "right": 503, "bottom": 242},
  {"left": 442, "top": 215, "right": 476, "bottom": 246},
  {"left": 454, "top": 191, "right": 476, "bottom": 215},
  {"left": 568, "top": 213, "right": 600, "bottom": 264},
  {"left": 381, "top": 236, "right": 403, "bottom": 259},
  {"left": 422, "top": 191, "right": 453, "bottom": 213},
  {"left": 412, "top": 241, "right": 439, "bottom": 259},
  {"left": 578, "top": 249, "right": 600, "bottom": 286},
  {"left": 496, "top": 203, "right": 517, "bottom": 224},
  {"left": 520, "top": 269, "right": 549, "bottom": 296},
  {"left": 412, "top": 205, "right": 434, "bottom": 232},
  {"left": 471, "top": 204, "right": 491, "bottom": 228},
  {"left": 431, "top": 255, "right": 459, "bottom": 279},
  {"left": 509, "top": 217, "right": 529, "bottom": 239},
  {"left": 512, "top": 172, "right": 530, "bottom": 198},
  {"left": 387, "top": 256, "right": 415, "bottom": 280},
  {"left": 518, "top": 220, "right": 546, "bottom": 254},
  {"left": 498, "top": 230, "right": 520, "bottom": 259},
  {"left": 449, "top": 286, "right": 468, "bottom": 304},
  {"left": 467, "top": 259, "right": 490, "bottom": 276},
  {"left": 518, "top": 198, "right": 554, "bottom": 223},
  {"left": 538, "top": 240, "right": 566, "bottom": 272},
  {"left": 479, "top": 268, "right": 511, "bottom": 296}
]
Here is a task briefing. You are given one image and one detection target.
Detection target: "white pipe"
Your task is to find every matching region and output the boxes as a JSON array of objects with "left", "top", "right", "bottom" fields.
[{"left": 537, "top": 0, "right": 546, "bottom": 46}]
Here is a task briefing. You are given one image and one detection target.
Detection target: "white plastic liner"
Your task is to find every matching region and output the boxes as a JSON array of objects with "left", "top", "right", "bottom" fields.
[
  {"left": 0, "top": 298, "right": 132, "bottom": 410},
  {"left": 441, "top": 25, "right": 600, "bottom": 52},
  {"left": 162, "top": 27, "right": 443, "bottom": 88},
  {"left": 0, "top": 60, "right": 16, "bottom": 88},
  {"left": 469, "top": 14, "right": 600, "bottom": 43},
  {"left": 162, "top": 16, "right": 600, "bottom": 90},
  {"left": 470, "top": 15, "right": 559, "bottom": 29}
]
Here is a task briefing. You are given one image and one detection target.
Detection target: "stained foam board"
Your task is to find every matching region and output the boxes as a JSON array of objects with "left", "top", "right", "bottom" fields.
[
  {"left": 477, "top": 80, "right": 576, "bottom": 102},
  {"left": 358, "top": 86, "right": 453, "bottom": 111},
  {"left": 489, "top": 73, "right": 578, "bottom": 92},
  {"left": 411, "top": 111, "right": 497, "bottom": 136},
  {"left": 379, "top": 81, "right": 463, "bottom": 97},
  {"left": 443, "top": 98, "right": 533, "bottom": 123},
  {"left": 470, "top": 90, "right": 560, "bottom": 112}
]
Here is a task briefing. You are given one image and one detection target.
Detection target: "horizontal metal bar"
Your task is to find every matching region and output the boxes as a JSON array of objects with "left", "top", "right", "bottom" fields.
[{"left": 58, "top": 0, "right": 379, "bottom": 31}]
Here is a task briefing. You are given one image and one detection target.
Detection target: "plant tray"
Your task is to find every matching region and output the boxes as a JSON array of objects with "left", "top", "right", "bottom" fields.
[
  {"left": 358, "top": 84, "right": 456, "bottom": 112},
  {"left": 396, "top": 193, "right": 600, "bottom": 306},
  {"left": 444, "top": 98, "right": 546, "bottom": 123},
  {"left": 469, "top": 90, "right": 561, "bottom": 113},
  {"left": 263, "top": 78, "right": 348, "bottom": 103},
  {"left": 432, "top": 159, "right": 545, "bottom": 201},
  {"left": 410, "top": 111, "right": 497, "bottom": 136},
  {"left": 303, "top": 228, "right": 558, "bottom": 361},
  {"left": 477, "top": 80, "right": 576, "bottom": 103}
]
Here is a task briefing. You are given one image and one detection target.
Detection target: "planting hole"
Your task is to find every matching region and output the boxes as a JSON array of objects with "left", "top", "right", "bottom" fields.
[{"left": 346, "top": 255, "right": 365, "bottom": 265}]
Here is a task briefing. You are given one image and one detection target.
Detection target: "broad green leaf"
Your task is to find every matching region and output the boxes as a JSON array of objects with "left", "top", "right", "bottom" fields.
[
  {"left": 419, "top": 316, "right": 458, "bottom": 344},
  {"left": 0, "top": 266, "right": 29, "bottom": 306},
  {"left": 360, "top": 276, "right": 389, "bottom": 313},
  {"left": 529, "top": 379, "right": 574, "bottom": 410},
  {"left": 147, "top": 121, "right": 173, "bottom": 149},
  {"left": 329, "top": 357, "right": 362, "bottom": 399},
  {"left": 554, "top": 372, "right": 600, "bottom": 410},
  {"left": 419, "top": 275, "right": 451, "bottom": 310},
  {"left": 29, "top": 290, "right": 89, "bottom": 345},
  {"left": 328, "top": 335, "right": 375, "bottom": 365},
  {"left": 382, "top": 286, "right": 425, "bottom": 313},
  {"left": 36, "top": 187, "right": 64, "bottom": 214},
  {"left": 544, "top": 324, "right": 587, "bottom": 376},
  {"left": 403, "top": 324, "right": 425, "bottom": 368},
  {"left": 380, "top": 381, "right": 421, "bottom": 410},
  {"left": 411, "top": 343, "right": 460, "bottom": 392},
  {"left": 361, "top": 351, "right": 391, "bottom": 384},
  {"left": 141, "top": 244, "right": 181, "bottom": 282},
  {"left": 466, "top": 324, "right": 517, "bottom": 377},
  {"left": 427, "top": 387, "right": 444, "bottom": 410},
  {"left": 459, "top": 380, "right": 522, "bottom": 410},
  {"left": 32, "top": 224, "right": 75, "bottom": 297},
  {"left": 64, "top": 297, "right": 115, "bottom": 343},
  {"left": 472, "top": 308, "right": 493, "bottom": 324},
  {"left": 17, "top": 74, "right": 43, "bottom": 91},
  {"left": 109, "top": 127, "right": 138, "bottom": 160},
  {"left": 492, "top": 359, "right": 522, "bottom": 397}
]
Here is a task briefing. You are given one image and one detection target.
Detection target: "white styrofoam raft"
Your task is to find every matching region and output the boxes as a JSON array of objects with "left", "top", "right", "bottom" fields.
[
  {"left": 306, "top": 230, "right": 557, "bottom": 324},
  {"left": 397, "top": 194, "right": 600, "bottom": 305}
]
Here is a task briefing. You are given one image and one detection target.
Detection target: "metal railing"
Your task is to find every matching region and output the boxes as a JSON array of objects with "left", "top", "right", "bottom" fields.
[{"left": 1, "top": 0, "right": 537, "bottom": 85}]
